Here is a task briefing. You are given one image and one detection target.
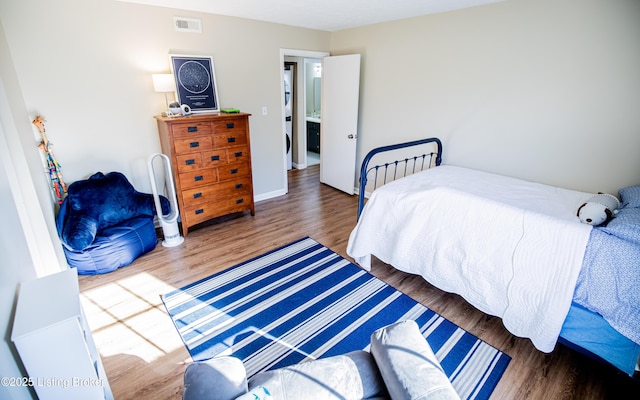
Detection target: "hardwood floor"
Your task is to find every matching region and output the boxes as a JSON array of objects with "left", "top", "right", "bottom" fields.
[{"left": 78, "top": 165, "right": 639, "bottom": 399}]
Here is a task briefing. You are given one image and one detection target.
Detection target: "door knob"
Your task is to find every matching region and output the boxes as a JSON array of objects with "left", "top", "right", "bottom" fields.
[{"left": 348, "top": 134, "right": 356, "bottom": 139}]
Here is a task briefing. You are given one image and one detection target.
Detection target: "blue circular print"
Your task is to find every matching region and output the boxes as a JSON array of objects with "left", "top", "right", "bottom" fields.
[{"left": 178, "top": 61, "right": 211, "bottom": 94}]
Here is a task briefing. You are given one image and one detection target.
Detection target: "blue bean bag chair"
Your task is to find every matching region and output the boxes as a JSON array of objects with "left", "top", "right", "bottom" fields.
[{"left": 56, "top": 171, "right": 170, "bottom": 275}]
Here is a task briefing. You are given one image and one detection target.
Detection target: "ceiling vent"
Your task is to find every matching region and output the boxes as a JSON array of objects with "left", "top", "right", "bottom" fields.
[{"left": 174, "top": 17, "right": 202, "bottom": 33}]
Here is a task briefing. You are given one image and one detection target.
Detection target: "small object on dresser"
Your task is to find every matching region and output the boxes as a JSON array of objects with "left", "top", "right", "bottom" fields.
[
  {"left": 168, "top": 101, "right": 182, "bottom": 116},
  {"left": 222, "top": 108, "right": 241, "bottom": 113},
  {"left": 180, "top": 104, "right": 192, "bottom": 116}
]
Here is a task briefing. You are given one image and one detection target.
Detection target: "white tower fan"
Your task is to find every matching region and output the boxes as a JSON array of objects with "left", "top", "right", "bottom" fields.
[{"left": 148, "top": 153, "right": 184, "bottom": 247}]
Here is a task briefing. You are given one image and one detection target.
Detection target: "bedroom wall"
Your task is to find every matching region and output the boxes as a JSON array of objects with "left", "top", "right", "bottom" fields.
[
  {"left": 0, "top": 0, "right": 330, "bottom": 198},
  {"left": 331, "top": 0, "right": 640, "bottom": 194},
  {"left": 1, "top": 0, "right": 638, "bottom": 202},
  {"left": 0, "top": 21, "right": 51, "bottom": 400}
]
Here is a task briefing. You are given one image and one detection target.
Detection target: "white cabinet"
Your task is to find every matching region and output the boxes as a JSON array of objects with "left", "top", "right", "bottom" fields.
[{"left": 11, "top": 268, "right": 113, "bottom": 399}]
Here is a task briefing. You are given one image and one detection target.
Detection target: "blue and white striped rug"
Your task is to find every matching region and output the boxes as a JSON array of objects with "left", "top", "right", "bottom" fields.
[{"left": 162, "top": 237, "right": 510, "bottom": 399}]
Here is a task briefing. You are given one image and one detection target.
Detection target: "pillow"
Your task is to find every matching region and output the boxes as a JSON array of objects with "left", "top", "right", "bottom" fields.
[
  {"left": 619, "top": 185, "right": 640, "bottom": 208},
  {"left": 183, "top": 356, "right": 248, "bottom": 400},
  {"left": 370, "top": 320, "right": 460, "bottom": 400},
  {"left": 248, "top": 350, "right": 385, "bottom": 400},
  {"left": 600, "top": 207, "right": 640, "bottom": 244}
]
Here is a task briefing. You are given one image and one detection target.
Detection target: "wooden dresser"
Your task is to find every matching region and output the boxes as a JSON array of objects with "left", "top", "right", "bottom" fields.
[{"left": 155, "top": 112, "right": 254, "bottom": 236}]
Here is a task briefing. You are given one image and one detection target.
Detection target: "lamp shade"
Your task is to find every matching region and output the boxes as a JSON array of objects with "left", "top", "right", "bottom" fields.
[{"left": 152, "top": 74, "right": 176, "bottom": 93}]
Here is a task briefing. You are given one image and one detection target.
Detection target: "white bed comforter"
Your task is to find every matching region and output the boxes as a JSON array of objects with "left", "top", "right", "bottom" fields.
[{"left": 347, "top": 165, "right": 593, "bottom": 352}]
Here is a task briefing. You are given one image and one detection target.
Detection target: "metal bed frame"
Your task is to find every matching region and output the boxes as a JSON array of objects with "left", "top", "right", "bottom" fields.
[
  {"left": 357, "top": 137, "right": 442, "bottom": 220},
  {"left": 354, "top": 137, "right": 640, "bottom": 379}
]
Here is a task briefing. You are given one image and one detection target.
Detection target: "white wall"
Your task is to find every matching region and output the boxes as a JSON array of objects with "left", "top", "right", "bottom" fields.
[
  {"left": 4, "top": 0, "right": 637, "bottom": 200},
  {"left": 0, "top": 0, "right": 330, "bottom": 198},
  {"left": 0, "top": 117, "right": 37, "bottom": 400},
  {"left": 332, "top": 0, "right": 640, "bottom": 194},
  {"left": 0, "top": 20, "right": 62, "bottom": 400}
]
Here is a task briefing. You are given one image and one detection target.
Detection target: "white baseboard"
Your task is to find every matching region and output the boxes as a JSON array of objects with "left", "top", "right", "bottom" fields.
[
  {"left": 255, "top": 188, "right": 287, "bottom": 202},
  {"left": 291, "top": 162, "right": 307, "bottom": 169}
]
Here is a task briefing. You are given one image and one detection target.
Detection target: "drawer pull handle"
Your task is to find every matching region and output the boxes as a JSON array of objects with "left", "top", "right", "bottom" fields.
[
  {"left": 230, "top": 168, "right": 238, "bottom": 174},
  {"left": 188, "top": 126, "right": 198, "bottom": 132},
  {"left": 211, "top": 155, "right": 220, "bottom": 161},
  {"left": 194, "top": 175, "right": 204, "bottom": 181},
  {"left": 193, "top": 192, "right": 202, "bottom": 199},
  {"left": 195, "top": 209, "right": 204, "bottom": 215},
  {"left": 185, "top": 159, "right": 195, "bottom": 165},
  {"left": 226, "top": 123, "right": 235, "bottom": 129},
  {"left": 234, "top": 151, "right": 243, "bottom": 157},
  {"left": 236, "top": 198, "right": 244, "bottom": 204},
  {"left": 227, "top": 137, "right": 236, "bottom": 143},
  {"left": 190, "top": 141, "right": 200, "bottom": 148},
  {"left": 235, "top": 183, "right": 243, "bottom": 189}
]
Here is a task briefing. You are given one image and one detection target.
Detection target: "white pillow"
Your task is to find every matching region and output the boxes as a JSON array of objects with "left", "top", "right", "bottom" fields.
[{"left": 370, "top": 320, "right": 461, "bottom": 400}]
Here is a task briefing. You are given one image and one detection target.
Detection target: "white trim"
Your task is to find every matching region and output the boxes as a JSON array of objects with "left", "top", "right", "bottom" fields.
[
  {"left": 254, "top": 188, "right": 287, "bottom": 202},
  {"left": 292, "top": 162, "right": 307, "bottom": 170},
  {"left": 0, "top": 80, "right": 65, "bottom": 276}
]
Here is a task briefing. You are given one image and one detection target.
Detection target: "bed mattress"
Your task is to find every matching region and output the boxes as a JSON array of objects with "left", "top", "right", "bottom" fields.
[{"left": 347, "top": 165, "right": 594, "bottom": 352}]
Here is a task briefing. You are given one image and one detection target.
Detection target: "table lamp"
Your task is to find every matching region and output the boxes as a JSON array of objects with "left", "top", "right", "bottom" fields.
[{"left": 152, "top": 74, "right": 176, "bottom": 114}]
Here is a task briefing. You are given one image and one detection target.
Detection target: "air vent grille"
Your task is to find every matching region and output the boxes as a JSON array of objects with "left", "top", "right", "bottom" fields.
[{"left": 174, "top": 17, "right": 202, "bottom": 33}]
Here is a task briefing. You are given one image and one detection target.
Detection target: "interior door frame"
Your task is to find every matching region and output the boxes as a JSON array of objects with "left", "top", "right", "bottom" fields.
[{"left": 279, "top": 49, "right": 329, "bottom": 193}]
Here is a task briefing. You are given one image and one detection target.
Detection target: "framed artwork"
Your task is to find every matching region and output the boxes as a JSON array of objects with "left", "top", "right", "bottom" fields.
[{"left": 170, "top": 54, "right": 220, "bottom": 113}]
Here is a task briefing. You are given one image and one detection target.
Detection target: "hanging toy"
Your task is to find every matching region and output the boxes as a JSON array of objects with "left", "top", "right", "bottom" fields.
[{"left": 32, "top": 116, "right": 67, "bottom": 204}]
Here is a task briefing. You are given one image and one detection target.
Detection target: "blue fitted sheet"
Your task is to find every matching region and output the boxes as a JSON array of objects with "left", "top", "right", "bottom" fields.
[
  {"left": 574, "top": 215, "right": 640, "bottom": 346},
  {"left": 560, "top": 303, "right": 640, "bottom": 376}
]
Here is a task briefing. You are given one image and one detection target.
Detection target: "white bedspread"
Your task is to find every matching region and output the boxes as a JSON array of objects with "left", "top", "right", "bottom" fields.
[{"left": 347, "top": 165, "right": 593, "bottom": 352}]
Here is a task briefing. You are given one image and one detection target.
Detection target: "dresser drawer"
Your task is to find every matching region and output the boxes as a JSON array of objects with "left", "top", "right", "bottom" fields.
[
  {"left": 211, "top": 118, "right": 247, "bottom": 134},
  {"left": 182, "top": 178, "right": 252, "bottom": 207},
  {"left": 226, "top": 146, "right": 250, "bottom": 164},
  {"left": 213, "top": 132, "right": 248, "bottom": 148},
  {"left": 183, "top": 203, "right": 219, "bottom": 226},
  {"left": 175, "top": 136, "right": 214, "bottom": 154},
  {"left": 176, "top": 153, "right": 204, "bottom": 172},
  {"left": 184, "top": 193, "right": 253, "bottom": 225},
  {"left": 217, "top": 193, "right": 253, "bottom": 214},
  {"left": 218, "top": 162, "right": 251, "bottom": 181},
  {"left": 201, "top": 150, "right": 227, "bottom": 168},
  {"left": 171, "top": 122, "right": 212, "bottom": 138},
  {"left": 176, "top": 150, "right": 227, "bottom": 172},
  {"left": 178, "top": 169, "right": 218, "bottom": 189}
]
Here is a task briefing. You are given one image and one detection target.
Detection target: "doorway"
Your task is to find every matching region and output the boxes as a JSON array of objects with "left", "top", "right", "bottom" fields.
[
  {"left": 283, "top": 62, "right": 294, "bottom": 171},
  {"left": 280, "top": 49, "right": 329, "bottom": 193},
  {"left": 305, "top": 59, "right": 322, "bottom": 168},
  {"left": 282, "top": 56, "right": 322, "bottom": 170}
]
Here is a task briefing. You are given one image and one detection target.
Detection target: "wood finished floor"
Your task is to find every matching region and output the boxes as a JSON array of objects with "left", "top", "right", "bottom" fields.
[{"left": 78, "top": 165, "right": 640, "bottom": 399}]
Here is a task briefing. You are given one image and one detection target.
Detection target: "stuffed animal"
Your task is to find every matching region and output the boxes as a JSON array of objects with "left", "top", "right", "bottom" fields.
[
  {"left": 60, "top": 171, "right": 170, "bottom": 251},
  {"left": 577, "top": 193, "right": 620, "bottom": 226}
]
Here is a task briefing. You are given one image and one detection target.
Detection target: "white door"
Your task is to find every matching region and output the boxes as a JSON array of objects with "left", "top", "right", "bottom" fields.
[{"left": 320, "top": 54, "right": 361, "bottom": 194}]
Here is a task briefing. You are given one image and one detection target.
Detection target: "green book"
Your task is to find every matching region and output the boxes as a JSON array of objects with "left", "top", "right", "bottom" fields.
[{"left": 221, "top": 108, "right": 240, "bottom": 113}]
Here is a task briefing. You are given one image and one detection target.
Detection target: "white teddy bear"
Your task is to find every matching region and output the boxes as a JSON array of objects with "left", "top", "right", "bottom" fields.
[{"left": 577, "top": 193, "right": 620, "bottom": 226}]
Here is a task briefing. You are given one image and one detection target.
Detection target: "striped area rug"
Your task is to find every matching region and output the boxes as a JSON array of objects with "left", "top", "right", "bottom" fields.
[{"left": 162, "top": 237, "right": 510, "bottom": 400}]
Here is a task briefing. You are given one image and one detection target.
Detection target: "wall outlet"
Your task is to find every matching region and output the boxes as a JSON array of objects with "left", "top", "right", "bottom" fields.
[{"left": 262, "top": 106, "right": 267, "bottom": 115}]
